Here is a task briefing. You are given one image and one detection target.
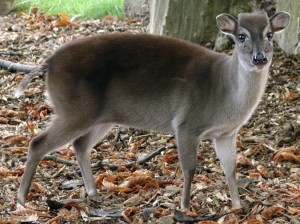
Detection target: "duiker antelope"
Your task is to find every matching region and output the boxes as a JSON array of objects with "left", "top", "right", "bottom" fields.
[{"left": 15, "top": 11, "right": 290, "bottom": 209}]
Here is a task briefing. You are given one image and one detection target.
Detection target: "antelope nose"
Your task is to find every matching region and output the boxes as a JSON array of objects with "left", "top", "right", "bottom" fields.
[{"left": 252, "top": 52, "right": 268, "bottom": 65}]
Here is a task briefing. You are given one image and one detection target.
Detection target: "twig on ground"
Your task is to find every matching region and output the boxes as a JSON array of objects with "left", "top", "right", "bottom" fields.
[
  {"left": 0, "top": 51, "right": 22, "bottom": 56},
  {"left": 19, "top": 146, "right": 170, "bottom": 169},
  {"left": 51, "top": 165, "right": 67, "bottom": 178},
  {"left": 0, "top": 59, "right": 37, "bottom": 73},
  {"left": 263, "top": 143, "right": 277, "bottom": 152},
  {"left": 20, "top": 155, "right": 77, "bottom": 166}
]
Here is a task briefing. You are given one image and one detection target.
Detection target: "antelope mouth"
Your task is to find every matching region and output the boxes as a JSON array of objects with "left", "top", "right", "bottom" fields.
[
  {"left": 253, "top": 62, "right": 267, "bottom": 69},
  {"left": 252, "top": 52, "right": 268, "bottom": 69}
]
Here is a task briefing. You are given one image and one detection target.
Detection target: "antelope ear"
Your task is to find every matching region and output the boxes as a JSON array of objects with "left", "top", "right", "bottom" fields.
[
  {"left": 270, "top": 11, "right": 290, "bottom": 33},
  {"left": 216, "top": 13, "right": 237, "bottom": 35}
]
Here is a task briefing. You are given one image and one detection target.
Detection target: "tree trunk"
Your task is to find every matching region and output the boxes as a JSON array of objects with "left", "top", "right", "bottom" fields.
[
  {"left": 147, "top": 0, "right": 292, "bottom": 52},
  {"left": 0, "top": 0, "right": 15, "bottom": 16},
  {"left": 124, "top": 0, "right": 150, "bottom": 25},
  {"left": 275, "top": 0, "right": 300, "bottom": 56},
  {"left": 147, "top": 0, "right": 255, "bottom": 44}
]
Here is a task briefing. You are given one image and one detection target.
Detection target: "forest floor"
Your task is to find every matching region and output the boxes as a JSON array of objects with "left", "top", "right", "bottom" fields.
[{"left": 0, "top": 12, "right": 299, "bottom": 224}]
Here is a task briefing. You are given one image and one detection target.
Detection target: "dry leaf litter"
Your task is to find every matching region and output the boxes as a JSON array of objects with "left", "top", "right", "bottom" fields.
[{"left": 0, "top": 11, "right": 299, "bottom": 224}]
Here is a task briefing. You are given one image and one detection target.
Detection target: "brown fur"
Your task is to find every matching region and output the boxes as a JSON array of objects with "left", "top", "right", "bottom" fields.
[{"left": 16, "top": 11, "right": 290, "bottom": 209}]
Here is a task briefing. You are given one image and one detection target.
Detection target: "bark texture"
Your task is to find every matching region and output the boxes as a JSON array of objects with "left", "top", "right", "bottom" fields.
[
  {"left": 147, "top": 0, "right": 299, "bottom": 56},
  {"left": 0, "top": 0, "right": 15, "bottom": 16},
  {"left": 276, "top": 1, "right": 300, "bottom": 56},
  {"left": 147, "top": 0, "right": 254, "bottom": 44}
]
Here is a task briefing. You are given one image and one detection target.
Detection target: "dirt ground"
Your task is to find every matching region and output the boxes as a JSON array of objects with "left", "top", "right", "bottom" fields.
[{"left": 0, "top": 12, "right": 299, "bottom": 223}]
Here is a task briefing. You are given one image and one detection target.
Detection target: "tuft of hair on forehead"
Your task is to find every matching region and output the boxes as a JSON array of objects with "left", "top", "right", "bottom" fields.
[{"left": 238, "top": 11, "right": 269, "bottom": 29}]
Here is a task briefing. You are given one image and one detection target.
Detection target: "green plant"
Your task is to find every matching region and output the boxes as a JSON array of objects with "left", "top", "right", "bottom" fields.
[{"left": 14, "top": 0, "right": 124, "bottom": 20}]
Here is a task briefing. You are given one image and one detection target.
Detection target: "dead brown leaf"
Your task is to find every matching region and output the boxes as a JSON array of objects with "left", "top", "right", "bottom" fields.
[
  {"left": 0, "top": 117, "right": 9, "bottom": 124},
  {"left": 154, "top": 208, "right": 168, "bottom": 218},
  {"left": 124, "top": 176, "right": 153, "bottom": 188},
  {"left": 197, "top": 222, "right": 219, "bottom": 224},
  {"left": 162, "top": 149, "right": 178, "bottom": 163},
  {"left": 58, "top": 208, "right": 78, "bottom": 221},
  {"left": 10, "top": 204, "right": 51, "bottom": 218},
  {"left": 103, "top": 15, "right": 118, "bottom": 21},
  {"left": 242, "top": 219, "right": 263, "bottom": 224},
  {"left": 0, "top": 166, "right": 10, "bottom": 177},
  {"left": 287, "top": 206, "right": 300, "bottom": 215},
  {"left": 31, "top": 182, "right": 47, "bottom": 193},
  {"left": 52, "top": 13, "right": 79, "bottom": 28},
  {"left": 284, "top": 87, "right": 299, "bottom": 101},
  {"left": 24, "top": 87, "right": 43, "bottom": 96},
  {"left": 182, "top": 208, "right": 198, "bottom": 218},
  {"left": 45, "top": 216, "right": 61, "bottom": 224},
  {"left": 194, "top": 174, "right": 214, "bottom": 184},
  {"left": 121, "top": 206, "right": 138, "bottom": 222},
  {"left": 1, "top": 215, "right": 39, "bottom": 223},
  {"left": 236, "top": 154, "right": 253, "bottom": 167},
  {"left": 2, "top": 135, "right": 29, "bottom": 146},
  {"left": 102, "top": 178, "right": 132, "bottom": 193},
  {"left": 256, "top": 164, "right": 269, "bottom": 177},
  {"left": 273, "top": 149, "right": 300, "bottom": 164},
  {"left": 248, "top": 172, "right": 262, "bottom": 179},
  {"left": 261, "top": 204, "right": 285, "bottom": 220}
]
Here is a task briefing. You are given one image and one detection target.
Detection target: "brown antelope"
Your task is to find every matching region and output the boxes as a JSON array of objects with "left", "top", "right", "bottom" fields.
[{"left": 15, "top": 11, "right": 290, "bottom": 209}]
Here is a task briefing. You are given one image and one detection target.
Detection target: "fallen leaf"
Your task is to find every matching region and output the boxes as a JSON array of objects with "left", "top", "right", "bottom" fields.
[
  {"left": 197, "top": 221, "right": 219, "bottom": 224},
  {"left": 287, "top": 206, "right": 300, "bottom": 215},
  {"left": 31, "top": 182, "right": 47, "bottom": 193},
  {"left": 129, "top": 142, "right": 139, "bottom": 153},
  {"left": 15, "top": 75, "right": 24, "bottom": 83},
  {"left": 242, "top": 219, "right": 263, "bottom": 224},
  {"left": 102, "top": 178, "right": 132, "bottom": 193},
  {"left": 103, "top": 15, "right": 118, "bottom": 21},
  {"left": 261, "top": 204, "right": 285, "bottom": 220},
  {"left": 248, "top": 172, "right": 262, "bottom": 179},
  {"left": 162, "top": 149, "right": 178, "bottom": 163},
  {"left": 10, "top": 204, "right": 51, "bottom": 218},
  {"left": 45, "top": 216, "right": 61, "bottom": 224},
  {"left": 154, "top": 208, "right": 168, "bottom": 218},
  {"left": 124, "top": 176, "right": 153, "bottom": 188},
  {"left": 256, "top": 165, "right": 269, "bottom": 177},
  {"left": 157, "top": 179, "right": 177, "bottom": 188},
  {"left": 30, "top": 6, "right": 38, "bottom": 15},
  {"left": 194, "top": 174, "right": 214, "bottom": 184},
  {"left": 237, "top": 154, "right": 253, "bottom": 167},
  {"left": 122, "top": 193, "right": 144, "bottom": 206},
  {"left": 24, "top": 87, "right": 43, "bottom": 96},
  {"left": 0, "top": 166, "right": 10, "bottom": 177},
  {"left": 2, "top": 135, "right": 29, "bottom": 146},
  {"left": 182, "top": 209, "right": 197, "bottom": 218},
  {"left": 284, "top": 87, "right": 299, "bottom": 101},
  {"left": 273, "top": 151, "right": 300, "bottom": 164},
  {"left": 58, "top": 208, "right": 78, "bottom": 221},
  {"left": 52, "top": 13, "right": 78, "bottom": 28},
  {"left": 121, "top": 206, "right": 138, "bottom": 222},
  {"left": 0, "top": 117, "right": 9, "bottom": 124}
]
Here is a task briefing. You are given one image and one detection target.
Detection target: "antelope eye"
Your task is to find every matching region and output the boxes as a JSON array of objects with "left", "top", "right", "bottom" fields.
[
  {"left": 266, "top": 32, "right": 273, "bottom": 41},
  {"left": 238, "top": 34, "right": 246, "bottom": 43}
]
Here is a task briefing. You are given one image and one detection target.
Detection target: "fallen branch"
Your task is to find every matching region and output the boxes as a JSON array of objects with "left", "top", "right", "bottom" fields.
[
  {"left": 20, "top": 155, "right": 77, "bottom": 166},
  {"left": 19, "top": 146, "right": 170, "bottom": 169},
  {"left": 0, "top": 59, "right": 37, "bottom": 73},
  {"left": 0, "top": 51, "right": 23, "bottom": 56}
]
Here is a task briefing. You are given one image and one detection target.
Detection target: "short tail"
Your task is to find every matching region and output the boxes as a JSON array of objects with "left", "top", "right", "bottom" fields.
[{"left": 14, "top": 63, "right": 48, "bottom": 98}]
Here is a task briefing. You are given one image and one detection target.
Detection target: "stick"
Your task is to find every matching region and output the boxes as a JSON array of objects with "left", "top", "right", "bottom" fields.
[
  {"left": 20, "top": 146, "right": 170, "bottom": 169},
  {"left": 0, "top": 51, "right": 22, "bottom": 56},
  {"left": 0, "top": 59, "right": 37, "bottom": 73},
  {"left": 20, "top": 155, "right": 77, "bottom": 166}
]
